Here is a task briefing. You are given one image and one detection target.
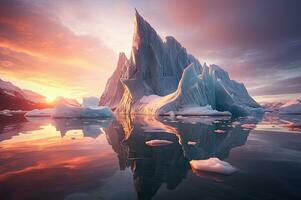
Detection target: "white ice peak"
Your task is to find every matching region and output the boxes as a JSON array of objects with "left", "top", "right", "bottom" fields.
[{"left": 99, "top": 10, "right": 262, "bottom": 116}]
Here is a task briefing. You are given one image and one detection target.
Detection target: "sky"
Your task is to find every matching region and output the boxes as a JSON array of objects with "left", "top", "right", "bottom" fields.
[{"left": 0, "top": 0, "right": 300, "bottom": 102}]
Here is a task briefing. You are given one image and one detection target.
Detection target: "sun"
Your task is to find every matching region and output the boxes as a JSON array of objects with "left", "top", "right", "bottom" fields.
[{"left": 46, "top": 96, "right": 56, "bottom": 103}]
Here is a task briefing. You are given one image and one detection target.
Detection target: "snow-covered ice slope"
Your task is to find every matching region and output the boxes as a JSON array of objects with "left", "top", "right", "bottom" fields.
[{"left": 99, "top": 10, "right": 261, "bottom": 116}]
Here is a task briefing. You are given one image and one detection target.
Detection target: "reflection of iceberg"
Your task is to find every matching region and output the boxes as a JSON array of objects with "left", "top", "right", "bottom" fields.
[
  {"left": 103, "top": 115, "right": 258, "bottom": 199},
  {"left": 0, "top": 117, "right": 113, "bottom": 141},
  {"left": 103, "top": 119, "right": 128, "bottom": 170},
  {"left": 124, "top": 131, "right": 189, "bottom": 200},
  {"left": 0, "top": 117, "right": 51, "bottom": 142},
  {"left": 159, "top": 116, "right": 254, "bottom": 160},
  {"left": 51, "top": 119, "right": 112, "bottom": 138}
]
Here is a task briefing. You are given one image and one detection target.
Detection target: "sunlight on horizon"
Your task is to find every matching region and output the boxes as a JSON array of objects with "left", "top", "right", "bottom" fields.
[{"left": 1, "top": 74, "right": 86, "bottom": 101}]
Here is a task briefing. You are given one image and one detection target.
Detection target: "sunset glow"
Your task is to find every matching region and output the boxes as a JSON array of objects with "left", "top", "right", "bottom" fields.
[{"left": 0, "top": 0, "right": 300, "bottom": 102}]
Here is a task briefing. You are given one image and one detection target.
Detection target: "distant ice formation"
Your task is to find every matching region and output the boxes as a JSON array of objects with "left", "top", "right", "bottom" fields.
[
  {"left": 25, "top": 108, "right": 53, "bottom": 117},
  {"left": 25, "top": 97, "right": 114, "bottom": 118},
  {"left": 279, "top": 99, "right": 301, "bottom": 114}
]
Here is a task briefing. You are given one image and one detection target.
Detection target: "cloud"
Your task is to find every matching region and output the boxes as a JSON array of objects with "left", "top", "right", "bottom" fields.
[
  {"left": 250, "top": 76, "right": 301, "bottom": 96},
  {"left": 0, "top": 0, "right": 118, "bottom": 99},
  {"left": 138, "top": 0, "right": 301, "bottom": 99},
  {"left": 0, "top": 0, "right": 300, "bottom": 101}
]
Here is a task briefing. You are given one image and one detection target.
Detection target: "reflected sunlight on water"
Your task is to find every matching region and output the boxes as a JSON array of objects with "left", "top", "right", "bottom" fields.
[
  {"left": 0, "top": 113, "right": 301, "bottom": 200},
  {"left": 0, "top": 119, "right": 120, "bottom": 200}
]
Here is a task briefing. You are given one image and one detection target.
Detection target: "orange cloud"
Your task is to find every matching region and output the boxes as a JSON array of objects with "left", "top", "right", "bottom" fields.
[{"left": 0, "top": 0, "right": 117, "bottom": 100}]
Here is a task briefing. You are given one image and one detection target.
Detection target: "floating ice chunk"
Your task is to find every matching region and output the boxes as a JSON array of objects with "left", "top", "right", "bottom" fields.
[
  {"left": 145, "top": 139, "right": 173, "bottom": 146},
  {"left": 25, "top": 104, "right": 114, "bottom": 118},
  {"left": 214, "top": 129, "right": 225, "bottom": 134},
  {"left": 25, "top": 108, "right": 54, "bottom": 117},
  {"left": 187, "top": 141, "right": 197, "bottom": 145},
  {"left": 190, "top": 157, "right": 238, "bottom": 175},
  {"left": 52, "top": 104, "right": 82, "bottom": 118}
]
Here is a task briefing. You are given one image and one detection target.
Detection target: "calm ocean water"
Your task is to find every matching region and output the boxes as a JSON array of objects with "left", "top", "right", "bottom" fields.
[{"left": 0, "top": 113, "right": 301, "bottom": 200}]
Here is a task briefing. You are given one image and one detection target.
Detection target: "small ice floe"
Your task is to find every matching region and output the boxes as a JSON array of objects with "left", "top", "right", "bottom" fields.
[
  {"left": 190, "top": 157, "right": 238, "bottom": 175},
  {"left": 187, "top": 141, "right": 197, "bottom": 145},
  {"left": 241, "top": 123, "right": 257, "bottom": 129},
  {"left": 176, "top": 115, "right": 187, "bottom": 120},
  {"left": 145, "top": 139, "right": 173, "bottom": 147},
  {"left": 214, "top": 129, "right": 226, "bottom": 134}
]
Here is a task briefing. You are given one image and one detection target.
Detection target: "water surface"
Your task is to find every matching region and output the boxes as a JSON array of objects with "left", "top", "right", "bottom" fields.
[{"left": 0, "top": 113, "right": 301, "bottom": 200}]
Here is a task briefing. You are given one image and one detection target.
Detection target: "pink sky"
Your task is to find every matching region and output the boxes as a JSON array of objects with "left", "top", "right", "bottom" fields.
[{"left": 0, "top": 0, "right": 300, "bottom": 102}]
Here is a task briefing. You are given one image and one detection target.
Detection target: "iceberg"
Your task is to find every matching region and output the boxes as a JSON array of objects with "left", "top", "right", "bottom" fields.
[
  {"left": 279, "top": 99, "right": 301, "bottom": 114},
  {"left": 78, "top": 106, "right": 114, "bottom": 118},
  {"left": 25, "top": 100, "right": 114, "bottom": 119},
  {"left": 190, "top": 157, "right": 238, "bottom": 175},
  {"left": 24, "top": 108, "right": 54, "bottom": 117},
  {"left": 99, "top": 10, "right": 261, "bottom": 116}
]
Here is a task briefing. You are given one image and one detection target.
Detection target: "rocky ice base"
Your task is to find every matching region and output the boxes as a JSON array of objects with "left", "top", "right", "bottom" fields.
[{"left": 100, "top": 10, "right": 262, "bottom": 116}]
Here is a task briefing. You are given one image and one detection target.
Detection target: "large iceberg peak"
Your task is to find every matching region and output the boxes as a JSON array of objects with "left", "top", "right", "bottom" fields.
[
  {"left": 99, "top": 10, "right": 262, "bottom": 116},
  {"left": 132, "top": 9, "right": 162, "bottom": 50}
]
